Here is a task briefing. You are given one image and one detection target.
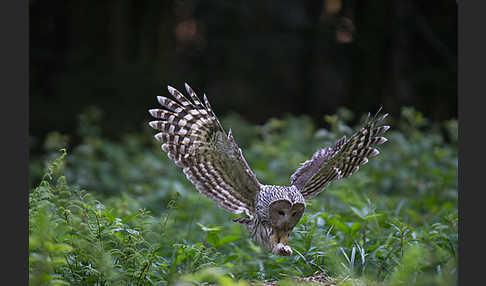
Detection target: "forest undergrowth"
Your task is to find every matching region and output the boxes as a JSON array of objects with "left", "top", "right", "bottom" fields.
[{"left": 29, "top": 107, "right": 457, "bottom": 285}]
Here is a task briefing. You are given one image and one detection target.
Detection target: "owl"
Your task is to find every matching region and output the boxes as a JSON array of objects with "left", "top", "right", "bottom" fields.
[{"left": 148, "top": 83, "right": 389, "bottom": 256}]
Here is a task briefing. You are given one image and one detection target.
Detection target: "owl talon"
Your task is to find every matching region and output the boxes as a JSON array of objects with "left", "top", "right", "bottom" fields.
[{"left": 273, "top": 243, "right": 293, "bottom": 256}]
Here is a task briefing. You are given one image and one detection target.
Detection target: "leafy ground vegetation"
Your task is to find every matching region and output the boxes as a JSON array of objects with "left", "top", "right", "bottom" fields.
[{"left": 29, "top": 107, "right": 457, "bottom": 285}]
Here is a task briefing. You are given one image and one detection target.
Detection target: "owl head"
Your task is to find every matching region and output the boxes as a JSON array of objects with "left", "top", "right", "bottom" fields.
[
  {"left": 251, "top": 185, "right": 306, "bottom": 256},
  {"left": 268, "top": 199, "right": 305, "bottom": 255}
]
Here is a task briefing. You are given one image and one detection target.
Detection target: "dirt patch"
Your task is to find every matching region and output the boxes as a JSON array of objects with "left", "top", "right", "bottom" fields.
[{"left": 253, "top": 273, "right": 337, "bottom": 286}]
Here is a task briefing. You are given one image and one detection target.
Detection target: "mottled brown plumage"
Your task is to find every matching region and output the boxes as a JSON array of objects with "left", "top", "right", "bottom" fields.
[{"left": 149, "top": 83, "right": 389, "bottom": 256}]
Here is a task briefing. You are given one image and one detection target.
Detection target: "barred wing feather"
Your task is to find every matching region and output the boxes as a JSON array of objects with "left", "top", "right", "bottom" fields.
[
  {"left": 290, "top": 110, "right": 390, "bottom": 199},
  {"left": 149, "top": 83, "right": 261, "bottom": 216}
]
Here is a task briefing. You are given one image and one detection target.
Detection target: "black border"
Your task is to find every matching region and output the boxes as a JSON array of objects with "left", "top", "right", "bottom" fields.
[
  {"left": 2, "top": 0, "right": 28, "bottom": 283},
  {"left": 458, "top": 1, "right": 484, "bottom": 286}
]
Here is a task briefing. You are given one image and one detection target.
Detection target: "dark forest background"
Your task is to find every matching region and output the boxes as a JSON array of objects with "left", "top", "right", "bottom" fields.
[{"left": 30, "top": 0, "right": 457, "bottom": 154}]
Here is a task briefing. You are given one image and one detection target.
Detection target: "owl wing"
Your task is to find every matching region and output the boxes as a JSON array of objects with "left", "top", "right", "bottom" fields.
[
  {"left": 149, "top": 83, "right": 261, "bottom": 216},
  {"left": 290, "top": 109, "right": 390, "bottom": 199}
]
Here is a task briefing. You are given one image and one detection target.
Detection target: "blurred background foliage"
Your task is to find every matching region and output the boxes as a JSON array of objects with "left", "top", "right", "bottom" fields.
[
  {"left": 30, "top": 0, "right": 456, "bottom": 156},
  {"left": 29, "top": 0, "right": 457, "bottom": 285}
]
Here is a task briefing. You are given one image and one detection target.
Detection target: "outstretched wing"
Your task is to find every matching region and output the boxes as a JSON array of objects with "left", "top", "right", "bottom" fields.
[
  {"left": 149, "top": 83, "right": 261, "bottom": 216},
  {"left": 290, "top": 109, "right": 390, "bottom": 199}
]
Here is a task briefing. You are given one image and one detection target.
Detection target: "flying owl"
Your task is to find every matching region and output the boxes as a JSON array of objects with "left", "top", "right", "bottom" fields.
[{"left": 148, "top": 83, "right": 389, "bottom": 256}]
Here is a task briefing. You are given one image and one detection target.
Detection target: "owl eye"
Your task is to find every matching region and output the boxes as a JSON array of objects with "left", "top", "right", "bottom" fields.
[
  {"left": 278, "top": 210, "right": 285, "bottom": 216},
  {"left": 292, "top": 212, "right": 298, "bottom": 217}
]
